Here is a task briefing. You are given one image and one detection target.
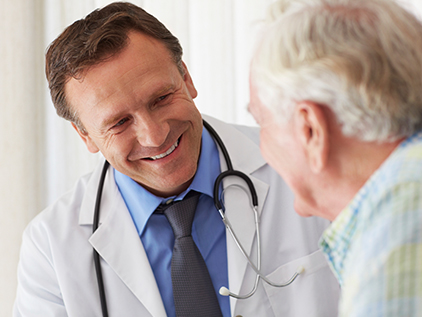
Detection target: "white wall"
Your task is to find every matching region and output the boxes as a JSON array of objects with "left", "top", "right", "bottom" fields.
[{"left": 0, "top": 0, "right": 45, "bottom": 315}]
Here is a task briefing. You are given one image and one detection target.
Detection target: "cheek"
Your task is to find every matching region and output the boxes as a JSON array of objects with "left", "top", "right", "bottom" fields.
[
  {"left": 259, "top": 126, "right": 301, "bottom": 185},
  {"left": 260, "top": 139, "right": 278, "bottom": 167},
  {"left": 101, "top": 133, "right": 135, "bottom": 160},
  {"left": 259, "top": 128, "right": 287, "bottom": 173}
]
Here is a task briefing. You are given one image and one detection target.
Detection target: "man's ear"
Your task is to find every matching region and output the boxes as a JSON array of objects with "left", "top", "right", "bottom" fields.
[
  {"left": 181, "top": 61, "right": 198, "bottom": 99},
  {"left": 293, "top": 101, "right": 329, "bottom": 173},
  {"left": 71, "top": 123, "right": 100, "bottom": 153}
]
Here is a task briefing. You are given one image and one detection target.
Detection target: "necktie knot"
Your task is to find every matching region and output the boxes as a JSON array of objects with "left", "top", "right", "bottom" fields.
[{"left": 163, "top": 192, "right": 199, "bottom": 239}]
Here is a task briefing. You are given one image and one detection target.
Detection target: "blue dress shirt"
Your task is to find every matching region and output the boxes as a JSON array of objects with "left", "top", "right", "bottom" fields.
[{"left": 115, "top": 127, "right": 230, "bottom": 317}]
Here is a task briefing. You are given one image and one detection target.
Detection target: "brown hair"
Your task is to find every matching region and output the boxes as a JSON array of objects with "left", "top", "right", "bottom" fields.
[{"left": 45, "top": 2, "right": 184, "bottom": 128}]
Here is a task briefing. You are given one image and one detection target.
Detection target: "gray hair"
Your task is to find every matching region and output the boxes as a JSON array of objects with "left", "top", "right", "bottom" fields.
[{"left": 252, "top": 0, "right": 422, "bottom": 142}]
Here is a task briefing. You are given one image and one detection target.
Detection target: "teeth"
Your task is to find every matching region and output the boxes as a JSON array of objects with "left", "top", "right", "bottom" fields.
[{"left": 149, "top": 139, "right": 179, "bottom": 160}]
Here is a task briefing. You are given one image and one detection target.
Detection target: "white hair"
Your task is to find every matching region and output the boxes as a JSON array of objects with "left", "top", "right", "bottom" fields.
[{"left": 252, "top": 0, "right": 422, "bottom": 142}]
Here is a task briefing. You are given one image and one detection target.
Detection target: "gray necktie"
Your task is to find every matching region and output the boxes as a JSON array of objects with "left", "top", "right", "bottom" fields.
[{"left": 160, "top": 191, "right": 223, "bottom": 317}]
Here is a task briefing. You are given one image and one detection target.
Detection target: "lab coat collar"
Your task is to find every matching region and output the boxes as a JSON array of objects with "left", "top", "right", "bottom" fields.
[
  {"left": 202, "top": 115, "right": 266, "bottom": 174},
  {"left": 78, "top": 164, "right": 167, "bottom": 317},
  {"left": 78, "top": 162, "right": 115, "bottom": 226}
]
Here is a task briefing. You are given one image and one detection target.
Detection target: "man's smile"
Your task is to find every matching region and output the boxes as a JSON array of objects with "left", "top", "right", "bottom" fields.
[{"left": 147, "top": 139, "right": 179, "bottom": 160}]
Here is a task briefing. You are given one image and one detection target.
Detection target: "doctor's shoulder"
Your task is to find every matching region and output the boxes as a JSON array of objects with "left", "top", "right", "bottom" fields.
[
  {"left": 19, "top": 168, "right": 96, "bottom": 258},
  {"left": 14, "top": 168, "right": 106, "bottom": 316},
  {"left": 30, "top": 170, "right": 93, "bottom": 226}
]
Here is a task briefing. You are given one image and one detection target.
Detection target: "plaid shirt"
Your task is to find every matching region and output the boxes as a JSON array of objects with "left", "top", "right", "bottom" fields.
[{"left": 320, "top": 132, "right": 422, "bottom": 317}]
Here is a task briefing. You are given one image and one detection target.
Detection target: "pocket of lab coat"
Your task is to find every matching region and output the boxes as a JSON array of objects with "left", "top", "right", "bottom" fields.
[{"left": 263, "top": 249, "right": 340, "bottom": 317}]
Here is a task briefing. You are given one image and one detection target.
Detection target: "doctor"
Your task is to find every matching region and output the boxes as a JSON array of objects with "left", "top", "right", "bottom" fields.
[{"left": 14, "top": 2, "right": 339, "bottom": 316}]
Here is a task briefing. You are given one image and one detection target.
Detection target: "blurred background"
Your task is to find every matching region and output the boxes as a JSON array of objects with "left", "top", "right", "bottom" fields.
[{"left": 1, "top": 0, "right": 421, "bottom": 315}]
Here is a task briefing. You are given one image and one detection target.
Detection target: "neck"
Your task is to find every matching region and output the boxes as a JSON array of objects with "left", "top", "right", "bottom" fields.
[{"left": 323, "top": 135, "right": 404, "bottom": 220}]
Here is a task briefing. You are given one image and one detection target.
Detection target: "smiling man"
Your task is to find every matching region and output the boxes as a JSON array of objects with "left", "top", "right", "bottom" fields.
[
  {"left": 14, "top": 2, "right": 339, "bottom": 316},
  {"left": 66, "top": 31, "right": 203, "bottom": 197}
]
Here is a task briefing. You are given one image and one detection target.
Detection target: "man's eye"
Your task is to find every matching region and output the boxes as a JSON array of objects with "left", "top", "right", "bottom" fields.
[
  {"left": 114, "top": 118, "right": 128, "bottom": 128},
  {"left": 157, "top": 93, "right": 170, "bottom": 102}
]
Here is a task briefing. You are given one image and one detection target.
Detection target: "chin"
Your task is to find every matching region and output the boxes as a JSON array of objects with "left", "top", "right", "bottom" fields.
[
  {"left": 158, "top": 166, "right": 197, "bottom": 195},
  {"left": 293, "top": 200, "right": 314, "bottom": 218},
  {"left": 295, "top": 209, "right": 313, "bottom": 218}
]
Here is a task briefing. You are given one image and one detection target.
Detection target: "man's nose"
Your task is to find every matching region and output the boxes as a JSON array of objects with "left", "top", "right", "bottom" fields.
[{"left": 135, "top": 114, "right": 169, "bottom": 147}]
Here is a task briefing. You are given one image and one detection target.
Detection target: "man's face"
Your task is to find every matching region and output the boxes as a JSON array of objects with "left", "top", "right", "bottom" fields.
[
  {"left": 66, "top": 31, "right": 203, "bottom": 197},
  {"left": 249, "top": 79, "right": 318, "bottom": 217}
]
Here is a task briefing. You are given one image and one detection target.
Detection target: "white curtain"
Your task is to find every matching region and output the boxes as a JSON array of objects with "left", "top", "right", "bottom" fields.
[{"left": 2, "top": 0, "right": 422, "bottom": 316}]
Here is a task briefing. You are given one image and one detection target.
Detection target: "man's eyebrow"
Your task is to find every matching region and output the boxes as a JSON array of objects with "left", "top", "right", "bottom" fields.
[
  {"left": 151, "top": 84, "right": 175, "bottom": 98},
  {"left": 100, "top": 111, "right": 127, "bottom": 130}
]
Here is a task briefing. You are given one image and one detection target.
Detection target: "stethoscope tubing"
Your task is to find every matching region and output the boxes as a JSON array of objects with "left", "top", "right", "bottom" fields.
[
  {"left": 93, "top": 160, "right": 110, "bottom": 317},
  {"left": 92, "top": 119, "right": 301, "bottom": 316}
]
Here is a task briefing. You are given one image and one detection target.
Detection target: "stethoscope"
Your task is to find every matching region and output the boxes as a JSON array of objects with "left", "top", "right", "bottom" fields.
[{"left": 93, "top": 119, "right": 303, "bottom": 317}]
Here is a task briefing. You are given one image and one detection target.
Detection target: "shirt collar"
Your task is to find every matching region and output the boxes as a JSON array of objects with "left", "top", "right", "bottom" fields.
[
  {"left": 319, "top": 131, "right": 422, "bottom": 284},
  {"left": 114, "top": 126, "right": 221, "bottom": 235},
  {"left": 319, "top": 200, "right": 359, "bottom": 285}
]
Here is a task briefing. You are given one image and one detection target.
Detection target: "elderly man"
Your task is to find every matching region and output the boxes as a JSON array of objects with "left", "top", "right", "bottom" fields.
[
  {"left": 249, "top": 0, "right": 422, "bottom": 316},
  {"left": 14, "top": 2, "right": 339, "bottom": 316}
]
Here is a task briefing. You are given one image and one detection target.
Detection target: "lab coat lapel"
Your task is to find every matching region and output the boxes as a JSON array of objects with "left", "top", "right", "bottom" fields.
[
  {"left": 79, "top": 164, "right": 167, "bottom": 317},
  {"left": 203, "top": 116, "right": 270, "bottom": 315}
]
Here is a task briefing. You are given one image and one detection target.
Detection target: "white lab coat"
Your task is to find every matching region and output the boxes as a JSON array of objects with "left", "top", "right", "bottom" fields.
[{"left": 14, "top": 115, "right": 339, "bottom": 317}]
